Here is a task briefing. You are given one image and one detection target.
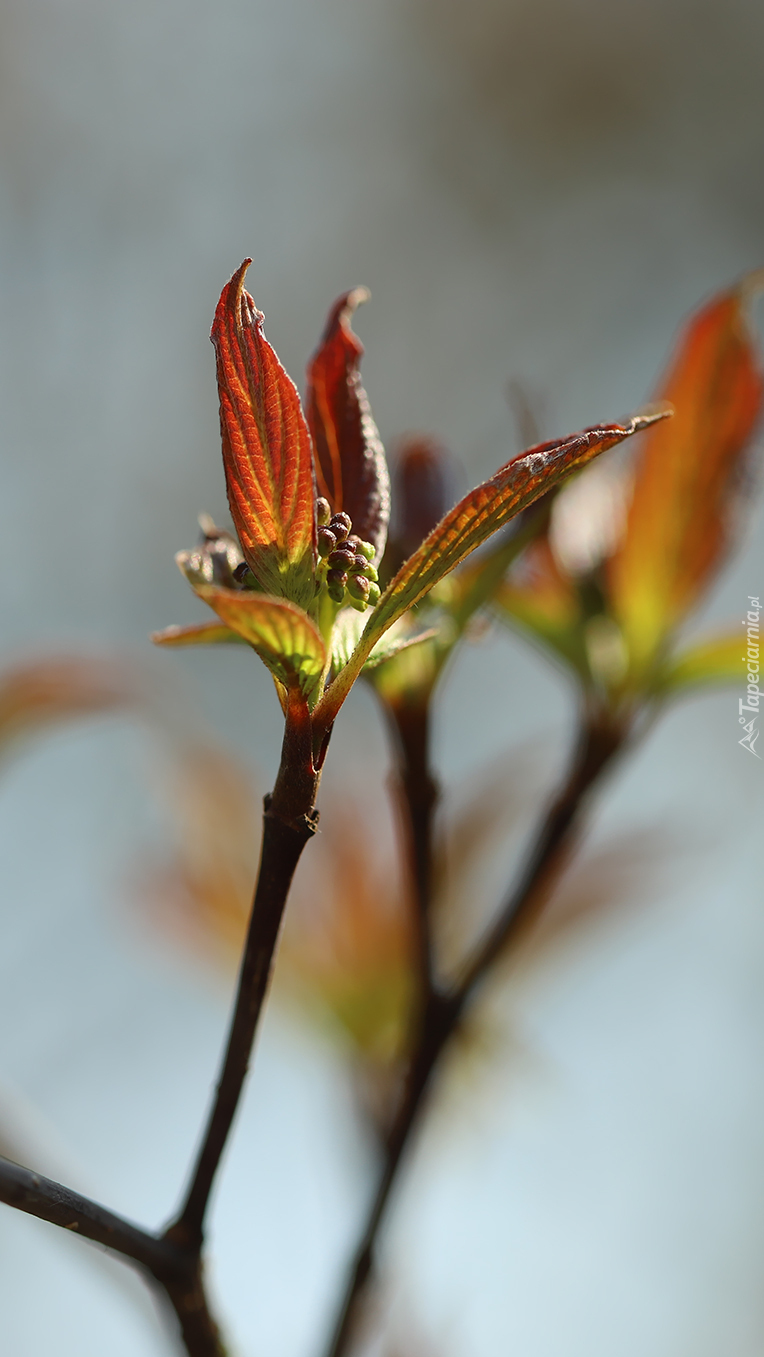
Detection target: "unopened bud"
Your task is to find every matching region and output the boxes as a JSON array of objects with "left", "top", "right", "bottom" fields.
[
  {"left": 316, "top": 497, "right": 332, "bottom": 527},
  {"left": 326, "top": 568, "right": 347, "bottom": 603},
  {"left": 348, "top": 573, "right": 370, "bottom": 602},
  {"left": 367, "top": 582, "right": 381, "bottom": 607},
  {"left": 327, "top": 567, "right": 349, "bottom": 587},
  {"left": 329, "top": 512, "right": 352, "bottom": 541},
  {"left": 354, "top": 539, "right": 375, "bottom": 562},
  {"left": 318, "top": 527, "right": 337, "bottom": 558},
  {"left": 328, "top": 547, "right": 356, "bottom": 571}
]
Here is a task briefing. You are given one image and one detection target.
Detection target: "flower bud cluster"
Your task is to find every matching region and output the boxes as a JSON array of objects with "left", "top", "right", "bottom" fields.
[{"left": 315, "top": 498, "right": 380, "bottom": 612}]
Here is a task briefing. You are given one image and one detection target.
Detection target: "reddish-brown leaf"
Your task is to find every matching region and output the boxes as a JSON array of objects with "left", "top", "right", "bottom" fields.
[
  {"left": 306, "top": 289, "right": 390, "bottom": 562},
  {"left": 313, "top": 408, "right": 669, "bottom": 733},
  {"left": 212, "top": 260, "right": 316, "bottom": 607},
  {"left": 608, "top": 281, "right": 764, "bottom": 673}
]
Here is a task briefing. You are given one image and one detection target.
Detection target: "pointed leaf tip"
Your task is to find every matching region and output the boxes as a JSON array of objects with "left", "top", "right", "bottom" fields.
[
  {"left": 627, "top": 402, "right": 674, "bottom": 432},
  {"left": 211, "top": 260, "right": 316, "bottom": 608},
  {"left": 307, "top": 288, "right": 390, "bottom": 563}
]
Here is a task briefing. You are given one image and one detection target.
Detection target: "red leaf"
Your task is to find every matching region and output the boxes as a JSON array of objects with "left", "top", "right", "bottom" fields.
[
  {"left": 211, "top": 260, "right": 316, "bottom": 606},
  {"left": 608, "top": 281, "right": 764, "bottom": 671},
  {"left": 306, "top": 289, "right": 390, "bottom": 562},
  {"left": 313, "top": 407, "right": 670, "bottom": 734}
]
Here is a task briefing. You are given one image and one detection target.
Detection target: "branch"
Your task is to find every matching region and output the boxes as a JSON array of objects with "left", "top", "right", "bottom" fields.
[
  {"left": 0, "top": 1157, "right": 179, "bottom": 1275},
  {"left": 323, "top": 709, "right": 625, "bottom": 1357},
  {"left": 0, "top": 1158, "right": 227, "bottom": 1356},
  {"left": 169, "top": 690, "right": 320, "bottom": 1249},
  {"left": 384, "top": 694, "right": 439, "bottom": 994}
]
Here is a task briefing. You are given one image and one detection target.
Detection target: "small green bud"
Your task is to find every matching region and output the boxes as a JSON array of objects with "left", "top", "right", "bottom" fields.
[
  {"left": 362, "top": 563, "right": 379, "bottom": 583},
  {"left": 316, "top": 497, "right": 332, "bottom": 527},
  {"left": 367, "top": 582, "right": 381, "bottom": 607},
  {"left": 349, "top": 593, "right": 368, "bottom": 612},
  {"left": 354, "top": 539, "right": 375, "bottom": 562}
]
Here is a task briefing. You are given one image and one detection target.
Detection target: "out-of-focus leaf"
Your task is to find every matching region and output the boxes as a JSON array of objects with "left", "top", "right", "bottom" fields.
[
  {"left": 493, "top": 539, "right": 590, "bottom": 680},
  {"left": 306, "top": 288, "right": 390, "bottom": 562},
  {"left": 608, "top": 282, "right": 764, "bottom": 675},
  {"left": 652, "top": 632, "right": 746, "bottom": 697},
  {"left": 365, "top": 630, "right": 444, "bottom": 708},
  {"left": 279, "top": 785, "right": 414, "bottom": 1078},
  {"left": 211, "top": 260, "right": 316, "bottom": 607},
  {"left": 0, "top": 657, "right": 146, "bottom": 760},
  {"left": 151, "top": 622, "right": 247, "bottom": 648},
  {"left": 389, "top": 435, "right": 452, "bottom": 567},
  {"left": 313, "top": 412, "right": 668, "bottom": 730},
  {"left": 141, "top": 742, "right": 259, "bottom": 965},
  {"left": 363, "top": 622, "right": 439, "bottom": 672},
  {"left": 185, "top": 583, "right": 326, "bottom": 704}
]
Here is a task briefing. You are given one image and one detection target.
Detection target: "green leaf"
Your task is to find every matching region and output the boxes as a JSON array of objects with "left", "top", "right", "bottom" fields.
[
  {"left": 363, "top": 622, "right": 439, "bottom": 672},
  {"left": 493, "top": 580, "right": 591, "bottom": 681},
  {"left": 187, "top": 584, "right": 326, "bottom": 704},
  {"left": 152, "top": 622, "right": 248, "bottom": 648},
  {"left": 652, "top": 632, "right": 747, "bottom": 697}
]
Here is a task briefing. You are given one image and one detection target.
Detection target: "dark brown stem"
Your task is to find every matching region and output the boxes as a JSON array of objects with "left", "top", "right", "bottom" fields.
[
  {"left": 458, "top": 712, "right": 624, "bottom": 996},
  {"left": 0, "top": 1157, "right": 180, "bottom": 1275},
  {"left": 324, "top": 990, "right": 458, "bottom": 1357},
  {"left": 169, "top": 688, "right": 320, "bottom": 1249},
  {"left": 385, "top": 695, "right": 439, "bottom": 993},
  {"left": 0, "top": 1158, "right": 227, "bottom": 1355},
  {"left": 324, "top": 710, "right": 624, "bottom": 1357}
]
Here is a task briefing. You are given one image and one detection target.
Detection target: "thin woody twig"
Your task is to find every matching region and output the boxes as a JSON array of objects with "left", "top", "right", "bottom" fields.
[
  {"left": 385, "top": 696, "right": 439, "bottom": 995},
  {"left": 0, "top": 1157, "right": 180, "bottom": 1276},
  {"left": 168, "top": 687, "right": 321, "bottom": 1249},
  {"left": 168, "top": 799, "right": 318, "bottom": 1248},
  {"left": 0, "top": 1157, "right": 227, "bottom": 1356}
]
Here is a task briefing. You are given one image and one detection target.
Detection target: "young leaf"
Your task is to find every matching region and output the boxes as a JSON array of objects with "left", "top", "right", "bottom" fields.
[
  {"left": 608, "top": 281, "right": 764, "bottom": 676},
  {"left": 306, "top": 289, "right": 390, "bottom": 562},
  {"left": 212, "top": 260, "right": 316, "bottom": 607},
  {"left": 189, "top": 584, "right": 326, "bottom": 704},
  {"left": 651, "top": 632, "right": 747, "bottom": 697},
  {"left": 493, "top": 540, "right": 591, "bottom": 681},
  {"left": 152, "top": 622, "right": 247, "bottom": 648},
  {"left": 312, "top": 410, "right": 669, "bottom": 732},
  {"left": 363, "top": 623, "right": 439, "bottom": 672}
]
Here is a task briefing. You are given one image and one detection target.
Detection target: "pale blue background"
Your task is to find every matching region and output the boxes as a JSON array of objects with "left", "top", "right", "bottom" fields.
[{"left": 1, "top": 0, "right": 764, "bottom": 1353}]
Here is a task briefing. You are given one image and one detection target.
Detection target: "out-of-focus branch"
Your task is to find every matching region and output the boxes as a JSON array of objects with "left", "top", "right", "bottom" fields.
[{"left": 324, "top": 709, "right": 625, "bottom": 1357}]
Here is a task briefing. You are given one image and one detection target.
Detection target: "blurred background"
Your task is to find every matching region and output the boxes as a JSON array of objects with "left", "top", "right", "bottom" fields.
[{"left": 1, "top": 0, "right": 764, "bottom": 1353}]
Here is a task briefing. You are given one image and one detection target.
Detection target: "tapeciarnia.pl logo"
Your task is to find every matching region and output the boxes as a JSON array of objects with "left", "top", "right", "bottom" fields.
[{"left": 739, "top": 595, "right": 761, "bottom": 757}]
